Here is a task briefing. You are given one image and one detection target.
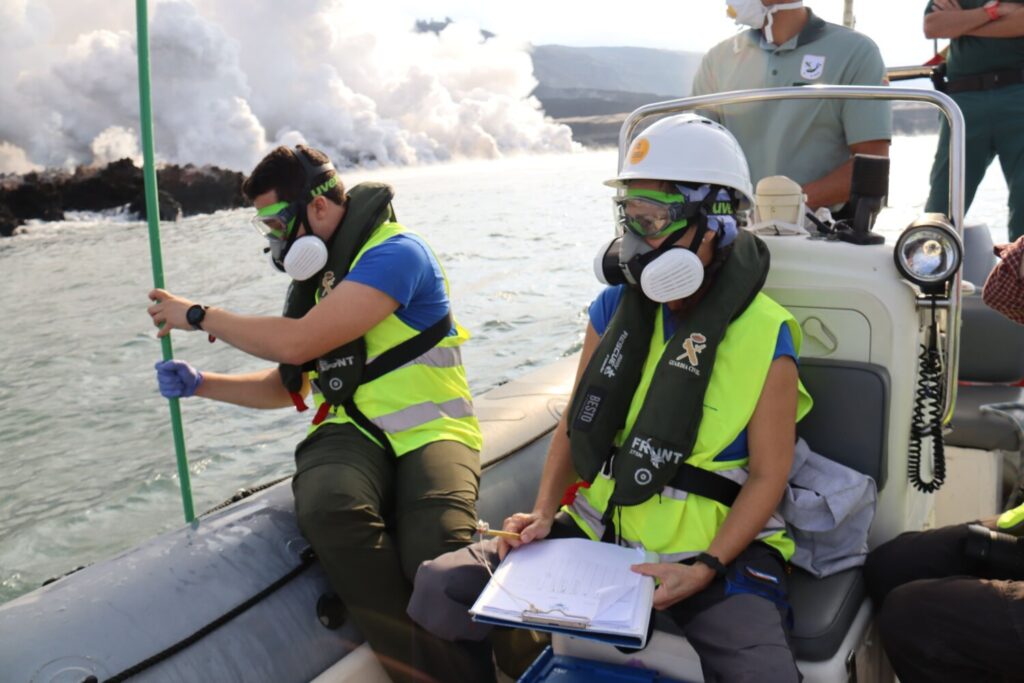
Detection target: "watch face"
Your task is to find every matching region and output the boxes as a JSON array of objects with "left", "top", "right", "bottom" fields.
[{"left": 187, "top": 305, "right": 205, "bottom": 328}]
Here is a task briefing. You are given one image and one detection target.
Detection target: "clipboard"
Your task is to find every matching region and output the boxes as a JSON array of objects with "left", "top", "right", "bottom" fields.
[
  {"left": 471, "top": 611, "right": 653, "bottom": 649},
  {"left": 468, "top": 538, "right": 657, "bottom": 649}
]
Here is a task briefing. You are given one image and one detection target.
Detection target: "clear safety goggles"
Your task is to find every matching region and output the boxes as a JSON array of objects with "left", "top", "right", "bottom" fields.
[
  {"left": 613, "top": 190, "right": 690, "bottom": 239},
  {"left": 251, "top": 200, "right": 298, "bottom": 240}
]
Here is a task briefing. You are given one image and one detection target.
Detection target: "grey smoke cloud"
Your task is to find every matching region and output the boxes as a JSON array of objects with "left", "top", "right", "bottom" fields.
[{"left": 0, "top": 0, "right": 575, "bottom": 174}]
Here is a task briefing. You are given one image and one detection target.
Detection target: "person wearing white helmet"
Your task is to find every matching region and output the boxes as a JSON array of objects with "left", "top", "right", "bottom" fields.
[
  {"left": 407, "top": 115, "right": 812, "bottom": 682},
  {"left": 693, "top": 1, "right": 891, "bottom": 211}
]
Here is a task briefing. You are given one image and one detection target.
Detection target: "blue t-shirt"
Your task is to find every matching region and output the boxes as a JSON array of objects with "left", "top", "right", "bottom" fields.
[
  {"left": 588, "top": 285, "right": 796, "bottom": 462},
  {"left": 345, "top": 233, "right": 452, "bottom": 333}
]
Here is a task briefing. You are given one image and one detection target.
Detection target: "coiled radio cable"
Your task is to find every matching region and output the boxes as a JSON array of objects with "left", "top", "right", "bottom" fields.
[{"left": 908, "top": 298, "right": 946, "bottom": 492}]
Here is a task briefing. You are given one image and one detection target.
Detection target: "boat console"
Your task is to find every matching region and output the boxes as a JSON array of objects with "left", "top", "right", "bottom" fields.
[{"left": 0, "top": 85, "right": 1005, "bottom": 683}]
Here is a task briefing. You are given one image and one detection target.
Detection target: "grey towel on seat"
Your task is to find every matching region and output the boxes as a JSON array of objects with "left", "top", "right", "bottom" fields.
[{"left": 781, "top": 437, "right": 877, "bottom": 578}]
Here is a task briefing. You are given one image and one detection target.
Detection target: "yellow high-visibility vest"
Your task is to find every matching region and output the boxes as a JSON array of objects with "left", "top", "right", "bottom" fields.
[
  {"left": 309, "top": 222, "right": 482, "bottom": 456},
  {"left": 567, "top": 293, "right": 812, "bottom": 561}
]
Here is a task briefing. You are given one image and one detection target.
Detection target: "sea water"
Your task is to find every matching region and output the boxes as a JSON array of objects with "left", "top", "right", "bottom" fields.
[{"left": 0, "top": 139, "right": 1013, "bottom": 604}]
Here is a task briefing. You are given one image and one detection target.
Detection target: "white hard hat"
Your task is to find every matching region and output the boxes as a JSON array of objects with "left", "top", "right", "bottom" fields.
[{"left": 606, "top": 114, "right": 754, "bottom": 210}]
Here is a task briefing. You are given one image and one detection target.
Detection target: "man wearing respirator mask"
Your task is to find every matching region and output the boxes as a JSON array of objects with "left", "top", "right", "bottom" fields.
[
  {"left": 409, "top": 115, "right": 812, "bottom": 683},
  {"left": 146, "top": 145, "right": 485, "bottom": 683},
  {"left": 692, "top": 0, "right": 891, "bottom": 212}
]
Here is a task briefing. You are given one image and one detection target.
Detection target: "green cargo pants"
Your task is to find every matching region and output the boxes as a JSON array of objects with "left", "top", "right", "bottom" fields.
[
  {"left": 926, "top": 84, "right": 1024, "bottom": 241},
  {"left": 291, "top": 422, "right": 481, "bottom": 683}
]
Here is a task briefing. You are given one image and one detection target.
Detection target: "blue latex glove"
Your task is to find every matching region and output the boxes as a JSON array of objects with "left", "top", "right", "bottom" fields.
[{"left": 155, "top": 359, "right": 204, "bottom": 398}]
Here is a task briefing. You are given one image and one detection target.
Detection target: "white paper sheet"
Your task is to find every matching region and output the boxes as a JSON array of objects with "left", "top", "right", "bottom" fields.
[{"left": 470, "top": 538, "right": 655, "bottom": 643}]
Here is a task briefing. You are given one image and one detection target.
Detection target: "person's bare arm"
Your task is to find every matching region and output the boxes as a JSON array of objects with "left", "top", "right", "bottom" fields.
[
  {"left": 925, "top": 0, "right": 1024, "bottom": 37},
  {"left": 803, "top": 139, "right": 891, "bottom": 209},
  {"left": 148, "top": 279, "right": 399, "bottom": 365},
  {"left": 966, "top": 3, "right": 1024, "bottom": 37},
  {"left": 194, "top": 366, "right": 307, "bottom": 409},
  {"left": 925, "top": 0, "right": 991, "bottom": 38},
  {"left": 705, "top": 357, "right": 798, "bottom": 564}
]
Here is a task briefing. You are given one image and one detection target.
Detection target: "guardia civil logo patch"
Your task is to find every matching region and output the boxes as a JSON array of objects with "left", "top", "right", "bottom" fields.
[
  {"left": 320, "top": 270, "right": 336, "bottom": 297},
  {"left": 669, "top": 332, "right": 707, "bottom": 376}
]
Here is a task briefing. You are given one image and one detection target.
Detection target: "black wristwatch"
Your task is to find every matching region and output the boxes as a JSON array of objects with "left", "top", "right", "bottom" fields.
[
  {"left": 693, "top": 552, "right": 728, "bottom": 578},
  {"left": 186, "top": 304, "right": 209, "bottom": 330}
]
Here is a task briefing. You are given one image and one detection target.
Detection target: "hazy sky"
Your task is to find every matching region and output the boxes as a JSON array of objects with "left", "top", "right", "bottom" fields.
[
  {"left": 1, "top": 0, "right": 943, "bottom": 173},
  {"left": 394, "top": 1, "right": 939, "bottom": 67},
  {"left": 32, "top": 1, "right": 940, "bottom": 67}
]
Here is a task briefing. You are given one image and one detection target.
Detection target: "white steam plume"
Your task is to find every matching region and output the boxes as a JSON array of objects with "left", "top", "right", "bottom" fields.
[
  {"left": 90, "top": 126, "right": 142, "bottom": 167},
  {"left": 0, "top": 0, "right": 575, "bottom": 174},
  {"left": 0, "top": 142, "right": 42, "bottom": 175}
]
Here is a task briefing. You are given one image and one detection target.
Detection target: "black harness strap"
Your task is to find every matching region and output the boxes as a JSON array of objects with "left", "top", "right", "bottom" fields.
[
  {"left": 330, "top": 311, "right": 454, "bottom": 459},
  {"left": 667, "top": 463, "right": 741, "bottom": 507},
  {"left": 598, "top": 464, "right": 740, "bottom": 546},
  {"left": 362, "top": 311, "right": 453, "bottom": 383},
  {"left": 342, "top": 398, "right": 397, "bottom": 459}
]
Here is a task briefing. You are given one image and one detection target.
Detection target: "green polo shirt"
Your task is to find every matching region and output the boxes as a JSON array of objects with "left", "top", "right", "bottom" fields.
[
  {"left": 692, "top": 10, "right": 892, "bottom": 188},
  {"left": 925, "top": 1, "right": 1024, "bottom": 80}
]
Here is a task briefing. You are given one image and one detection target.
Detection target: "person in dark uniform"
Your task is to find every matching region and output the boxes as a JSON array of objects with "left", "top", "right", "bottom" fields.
[{"left": 925, "top": 0, "right": 1024, "bottom": 240}]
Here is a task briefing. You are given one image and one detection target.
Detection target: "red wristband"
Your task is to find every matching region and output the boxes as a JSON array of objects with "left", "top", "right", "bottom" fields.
[{"left": 985, "top": 1, "right": 1001, "bottom": 21}]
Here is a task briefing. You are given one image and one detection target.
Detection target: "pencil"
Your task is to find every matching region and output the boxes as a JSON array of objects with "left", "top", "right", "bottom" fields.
[{"left": 481, "top": 528, "right": 521, "bottom": 540}]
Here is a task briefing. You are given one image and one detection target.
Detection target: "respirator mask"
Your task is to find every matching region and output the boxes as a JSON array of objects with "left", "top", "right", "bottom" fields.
[
  {"left": 593, "top": 185, "right": 738, "bottom": 303},
  {"left": 727, "top": 0, "right": 804, "bottom": 44}
]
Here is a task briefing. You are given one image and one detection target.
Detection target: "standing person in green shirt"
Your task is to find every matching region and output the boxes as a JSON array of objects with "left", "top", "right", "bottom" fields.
[
  {"left": 925, "top": 0, "right": 1024, "bottom": 241},
  {"left": 692, "top": 1, "right": 891, "bottom": 210},
  {"left": 147, "top": 145, "right": 485, "bottom": 682}
]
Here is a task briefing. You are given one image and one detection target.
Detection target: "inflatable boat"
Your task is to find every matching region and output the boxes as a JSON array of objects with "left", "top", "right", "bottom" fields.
[{"left": 3, "top": 85, "right": 1024, "bottom": 683}]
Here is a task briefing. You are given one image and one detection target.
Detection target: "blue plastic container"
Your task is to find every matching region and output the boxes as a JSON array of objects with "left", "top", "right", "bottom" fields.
[{"left": 518, "top": 647, "right": 669, "bottom": 683}]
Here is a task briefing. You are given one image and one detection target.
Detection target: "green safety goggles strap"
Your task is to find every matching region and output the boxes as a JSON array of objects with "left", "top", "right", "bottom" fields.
[
  {"left": 310, "top": 174, "right": 340, "bottom": 199},
  {"left": 625, "top": 188, "right": 687, "bottom": 203}
]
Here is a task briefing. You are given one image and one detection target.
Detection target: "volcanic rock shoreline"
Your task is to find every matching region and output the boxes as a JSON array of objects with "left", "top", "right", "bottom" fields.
[{"left": 0, "top": 158, "right": 246, "bottom": 237}]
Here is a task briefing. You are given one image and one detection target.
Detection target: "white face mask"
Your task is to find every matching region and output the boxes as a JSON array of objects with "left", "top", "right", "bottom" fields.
[
  {"left": 593, "top": 232, "right": 707, "bottom": 303},
  {"left": 639, "top": 248, "right": 706, "bottom": 302},
  {"left": 728, "top": 0, "right": 804, "bottom": 44},
  {"left": 282, "top": 235, "right": 329, "bottom": 281}
]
